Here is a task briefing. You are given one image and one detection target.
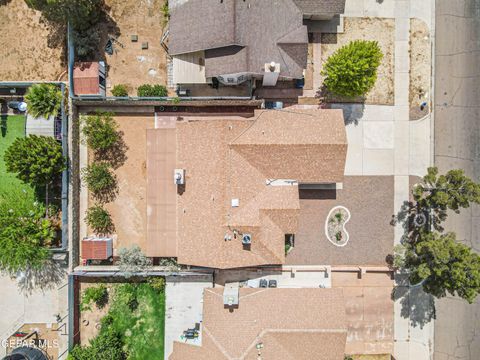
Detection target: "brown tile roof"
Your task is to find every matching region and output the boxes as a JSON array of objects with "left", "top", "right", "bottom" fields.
[
  {"left": 146, "top": 128, "right": 177, "bottom": 257},
  {"left": 169, "top": 0, "right": 308, "bottom": 79},
  {"left": 169, "top": 288, "right": 347, "bottom": 360},
  {"left": 176, "top": 109, "right": 346, "bottom": 268},
  {"left": 231, "top": 109, "right": 347, "bottom": 183}
]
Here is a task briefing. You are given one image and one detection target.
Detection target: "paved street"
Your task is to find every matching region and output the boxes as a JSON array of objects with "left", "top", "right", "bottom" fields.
[{"left": 434, "top": 1, "right": 480, "bottom": 360}]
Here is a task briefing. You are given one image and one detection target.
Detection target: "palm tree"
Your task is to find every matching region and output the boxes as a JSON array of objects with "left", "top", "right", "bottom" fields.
[{"left": 25, "top": 83, "right": 62, "bottom": 118}]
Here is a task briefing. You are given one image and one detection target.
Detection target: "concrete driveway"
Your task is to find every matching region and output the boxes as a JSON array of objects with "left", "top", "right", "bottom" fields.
[
  {"left": 0, "top": 275, "right": 69, "bottom": 358},
  {"left": 164, "top": 274, "right": 213, "bottom": 360}
]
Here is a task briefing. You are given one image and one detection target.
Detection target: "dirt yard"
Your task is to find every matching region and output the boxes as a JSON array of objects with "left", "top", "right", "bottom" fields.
[
  {"left": 87, "top": 116, "right": 154, "bottom": 254},
  {"left": 321, "top": 17, "right": 395, "bottom": 105},
  {"left": 103, "top": 0, "right": 169, "bottom": 96},
  {"left": 0, "top": 0, "right": 66, "bottom": 81},
  {"left": 79, "top": 282, "right": 111, "bottom": 345},
  {"left": 409, "top": 18, "right": 431, "bottom": 120}
]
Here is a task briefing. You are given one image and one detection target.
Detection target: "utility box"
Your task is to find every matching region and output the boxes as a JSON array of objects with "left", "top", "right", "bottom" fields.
[{"left": 81, "top": 236, "right": 113, "bottom": 261}]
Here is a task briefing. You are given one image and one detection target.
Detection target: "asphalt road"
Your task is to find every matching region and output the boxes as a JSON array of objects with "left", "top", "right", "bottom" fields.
[{"left": 434, "top": 1, "right": 480, "bottom": 359}]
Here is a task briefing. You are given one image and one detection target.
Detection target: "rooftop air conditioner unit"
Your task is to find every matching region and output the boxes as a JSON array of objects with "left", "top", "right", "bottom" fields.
[
  {"left": 242, "top": 233, "right": 252, "bottom": 245},
  {"left": 174, "top": 169, "right": 185, "bottom": 185}
]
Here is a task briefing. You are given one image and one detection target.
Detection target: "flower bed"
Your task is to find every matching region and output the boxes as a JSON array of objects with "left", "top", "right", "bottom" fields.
[{"left": 325, "top": 206, "right": 351, "bottom": 247}]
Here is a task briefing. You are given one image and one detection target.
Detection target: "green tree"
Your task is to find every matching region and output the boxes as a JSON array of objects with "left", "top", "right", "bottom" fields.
[
  {"left": 397, "top": 231, "right": 480, "bottom": 304},
  {"left": 81, "top": 163, "right": 117, "bottom": 202},
  {"left": 25, "top": 0, "right": 104, "bottom": 31},
  {"left": 321, "top": 40, "right": 383, "bottom": 98},
  {"left": 4, "top": 135, "right": 66, "bottom": 187},
  {"left": 81, "top": 112, "right": 120, "bottom": 154},
  {"left": 85, "top": 205, "right": 114, "bottom": 235},
  {"left": 24, "top": 83, "right": 62, "bottom": 118},
  {"left": 413, "top": 167, "right": 480, "bottom": 225},
  {"left": 0, "top": 195, "right": 55, "bottom": 275},
  {"left": 137, "top": 84, "right": 168, "bottom": 97}
]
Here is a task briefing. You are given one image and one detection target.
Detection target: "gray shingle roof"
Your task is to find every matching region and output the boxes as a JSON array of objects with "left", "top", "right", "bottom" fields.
[
  {"left": 169, "top": 0, "right": 311, "bottom": 79},
  {"left": 293, "top": 0, "right": 346, "bottom": 15}
]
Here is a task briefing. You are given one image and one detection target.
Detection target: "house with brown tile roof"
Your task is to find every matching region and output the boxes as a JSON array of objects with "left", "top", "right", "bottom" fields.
[
  {"left": 169, "top": 0, "right": 345, "bottom": 86},
  {"left": 146, "top": 109, "right": 347, "bottom": 269},
  {"left": 169, "top": 288, "right": 347, "bottom": 360}
]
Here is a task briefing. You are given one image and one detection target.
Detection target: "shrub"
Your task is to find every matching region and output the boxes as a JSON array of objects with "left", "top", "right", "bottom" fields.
[
  {"left": 67, "top": 327, "right": 125, "bottom": 360},
  {"left": 81, "top": 284, "right": 109, "bottom": 311},
  {"left": 81, "top": 112, "right": 119, "bottom": 153},
  {"left": 85, "top": 205, "right": 114, "bottom": 235},
  {"left": 111, "top": 84, "right": 128, "bottom": 97},
  {"left": 148, "top": 277, "right": 166, "bottom": 293},
  {"left": 137, "top": 84, "right": 168, "bottom": 97},
  {"left": 322, "top": 40, "right": 383, "bottom": 98},
  {"left": 4, "top": 135, "right": 66, "bottom": 186},
  {"left": 117, "top": 246, "right": 152, "bottom": 278},
  {"left": 81, "top": 163, "right": 116, "bottom": 200},
  {"left": 25, "top": 83, "right": 62, "bottom": 118}
]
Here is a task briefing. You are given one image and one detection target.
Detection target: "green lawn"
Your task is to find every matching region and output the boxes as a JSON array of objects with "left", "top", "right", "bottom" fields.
[
  {"left": 72, "top": 282, "right": 166, "bottom": 360},
  {"left": 108, "top": 283, "right": 166, "bottom": 360},
  {"left": 0, "top": 115, "right": 34, "bottom": 198}
]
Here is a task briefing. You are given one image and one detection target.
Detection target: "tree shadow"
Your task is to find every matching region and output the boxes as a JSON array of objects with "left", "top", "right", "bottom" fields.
[
  {"left": 30, "top": 0, "right": 120, "bottom": 67},
  {"left": 391, "top": 275, "right": 436, "bottom": 329},
  {"left": 15, "top": 260, "right": 67, "bottom": 295},
  {"left": 315, "top": 85, "right": 366, "bottom": 125},
  {"left": 0, "top": 0, "right": 12, "bottom": 6},
  {"left": 93, "top": 130, "right": 128, "bottom": 170}
]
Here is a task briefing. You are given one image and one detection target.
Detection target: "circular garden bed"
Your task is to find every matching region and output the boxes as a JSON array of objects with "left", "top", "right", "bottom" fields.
[{"left": 325, "top": 206, "right": 351, "bottom": 247}]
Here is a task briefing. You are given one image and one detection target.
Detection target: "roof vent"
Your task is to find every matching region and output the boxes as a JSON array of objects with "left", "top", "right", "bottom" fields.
[{"left": 242, "top": 233, "right": 252, "bottom": 245}]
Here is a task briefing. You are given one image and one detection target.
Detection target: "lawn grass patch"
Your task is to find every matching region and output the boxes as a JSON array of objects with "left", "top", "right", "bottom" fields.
[
  {"left": 0, "top": 115, "right": 35, "bottom": 200},
  {"left": 109, "top": 283, "right": 165, "bottom": 359}
]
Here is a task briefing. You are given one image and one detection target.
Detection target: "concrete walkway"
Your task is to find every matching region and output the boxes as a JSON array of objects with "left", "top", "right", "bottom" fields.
[{"left": 337, "top": 1, "right": 435, "bottom": 359}]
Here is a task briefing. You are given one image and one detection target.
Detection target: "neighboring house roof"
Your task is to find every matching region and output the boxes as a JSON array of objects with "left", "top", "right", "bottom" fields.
[
  {"left": 169, "top": 0, "right": 308, "bottom": 79},
  {"left": 169, "top": 288, "right": 347, "bottom": 360},
  {"left": 293, "top": 0, "right": 346, "bottom": 16},
  {"left": 146, "top": 109, "right": 347, "bottom": 268}
]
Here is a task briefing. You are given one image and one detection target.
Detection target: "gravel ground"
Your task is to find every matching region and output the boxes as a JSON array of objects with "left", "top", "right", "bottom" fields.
[
  {"left": 286, "top": 176, "right": 395, "bottom": 266},
  {"left": 409, "top": 18, "right": 431, "bottom": 120},
  {"left": 321, "top": 17, "right": 395, "bottom": 105}
]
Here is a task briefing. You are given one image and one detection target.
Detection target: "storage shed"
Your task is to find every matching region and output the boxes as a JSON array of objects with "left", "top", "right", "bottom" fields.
[{"left": 73, "top": 62, "right": 106, "bottom": 97}]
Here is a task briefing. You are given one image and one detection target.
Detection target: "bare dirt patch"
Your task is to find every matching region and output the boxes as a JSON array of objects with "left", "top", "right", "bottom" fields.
[
  {"left": 321, "top": 17, "right": 395, "bottom": 105},
  {"left": 409, "top": 18, "right": 431, "bottom": 120},
  {"left": 79, "top": 282, "right": 112, "bottom": 345},
  {"left": 0, "top": 0, "right": 65, "bottom": 81},
  {"left": 103, "top": 0, "right": 168, "bottom": 96},
  {"left": 87, "top": 116, "right": 154, "bottom": 253}
]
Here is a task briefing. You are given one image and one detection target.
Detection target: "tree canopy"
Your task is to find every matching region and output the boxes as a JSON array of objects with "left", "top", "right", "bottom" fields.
[
  {"left": 399, "top": 231, "right": 480, "bottom": 304},
  {"left": 413, "top": 167, "right": 480, "bottom": 216},
  {"left": 24, "top": 83, "right": 62, "bottom": 119},
  {"left": 4, "top": 135, "right": 66, "bottom": 187},
  {"left": 321, "top": 40, "right": 383, "bottom": 98},
  {"left": 0, "top": 193, "right": 55, "bottom": 275}
]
